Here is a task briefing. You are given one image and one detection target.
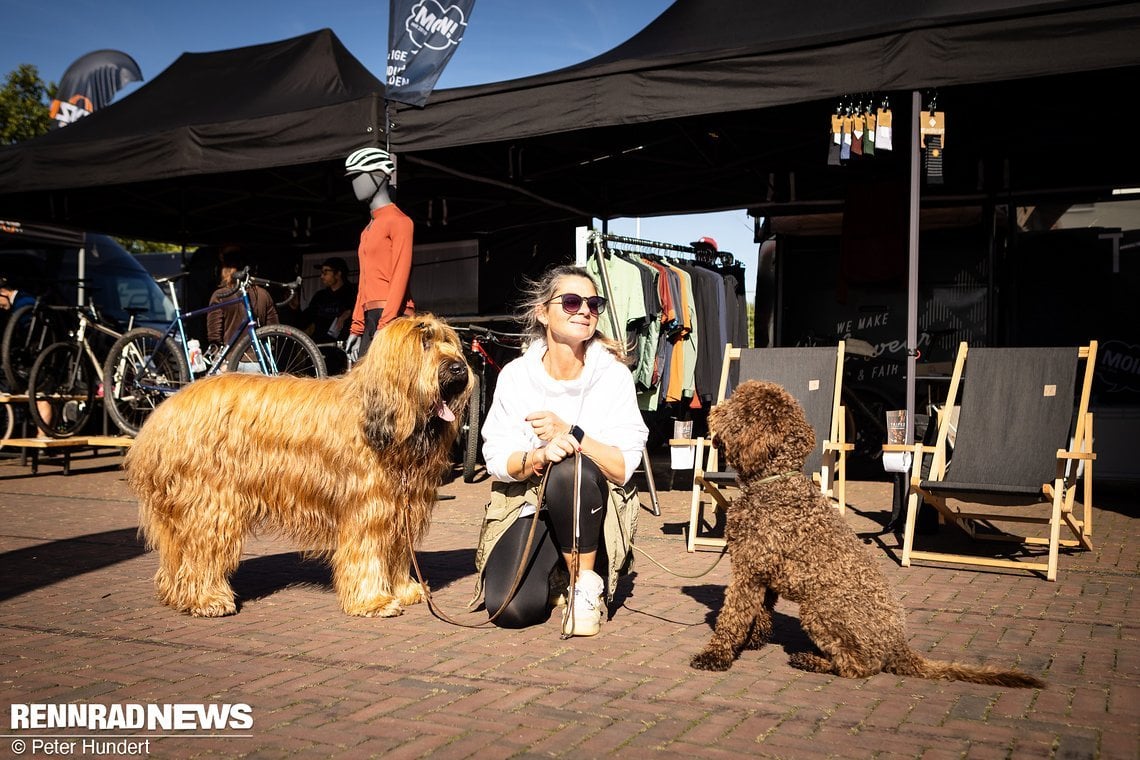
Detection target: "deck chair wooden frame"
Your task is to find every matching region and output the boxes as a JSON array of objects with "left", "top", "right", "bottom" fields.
[
  {"left": 899, "top": 341, "right": 1097, "bottom": 581},
  {"left": 683, "top": 343, "right": 852, "bottom": 552}
]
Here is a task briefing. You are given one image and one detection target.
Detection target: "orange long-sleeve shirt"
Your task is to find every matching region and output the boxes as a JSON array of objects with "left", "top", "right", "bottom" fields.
[{"left": 351, "top": 203, "right": 415, "bottom": 335}]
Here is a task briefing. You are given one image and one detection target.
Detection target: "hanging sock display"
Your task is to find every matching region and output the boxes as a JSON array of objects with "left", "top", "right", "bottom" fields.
[
  {"left": 864, "top": 108, "right": 876, "bottom": 156},
  {"left": 828, "top": 111, "right": 844, "bottom": 166},
  {"left": 920, "top": 105, "right": 946, "bottom": 185},
  {"left": 828, "top": 96, "right": 892, "bottom": 165},
  {"left": 924, "top": 134, "right": 944, "bottom": 185},
  {"left": 876, "top": 102, "right": 893, "bottom": 151},
  {"left": 840, "top": 111, "right": 853, "bottom": 161}
]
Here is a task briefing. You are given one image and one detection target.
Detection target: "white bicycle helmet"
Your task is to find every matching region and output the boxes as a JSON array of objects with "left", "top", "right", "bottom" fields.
[{"left": 344, "top": 147, "right": 395, "bottom": 177}]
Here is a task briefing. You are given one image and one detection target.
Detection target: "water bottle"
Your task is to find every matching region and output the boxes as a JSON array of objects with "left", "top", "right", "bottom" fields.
[{"left": 188, "top": 339, "right": 206, "bottom": 373}]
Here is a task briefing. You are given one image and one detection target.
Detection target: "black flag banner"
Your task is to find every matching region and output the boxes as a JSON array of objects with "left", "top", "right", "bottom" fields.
[
  {"left": 386, "top": 0, "right": 475, "bottom": 107},
  {"left": 50, "top": 50, "right": 143, "bottom": 129}
]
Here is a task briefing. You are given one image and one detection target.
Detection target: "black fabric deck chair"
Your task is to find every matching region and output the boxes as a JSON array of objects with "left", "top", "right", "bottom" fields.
[
  {"left": 685, "top": 343, "right": 851, "bottom": 552},
  {"left": 900, "top": 342, "right": 1097, "bottom": 581}
]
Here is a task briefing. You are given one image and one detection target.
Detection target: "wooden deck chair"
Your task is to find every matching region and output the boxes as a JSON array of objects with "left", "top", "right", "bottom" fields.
[
  {"left": 686, "top": 343, "right": 852, "bottom": 552},
  {"left": 900, "top": 341, "right": 1097, "bottom": 581}
]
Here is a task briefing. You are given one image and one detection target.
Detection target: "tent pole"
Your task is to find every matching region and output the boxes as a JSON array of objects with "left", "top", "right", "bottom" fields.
[
  {"left": 905, "top": 90, "right": 921, "bottom": 445},
  {"left": 384, "top": 99, "right": 391, "bottom": 153}
]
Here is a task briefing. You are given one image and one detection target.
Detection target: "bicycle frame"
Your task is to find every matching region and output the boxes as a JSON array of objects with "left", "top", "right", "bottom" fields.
[
  {"left": 469, "top": 335, "right": 502, "bottom": 373},
  {"left": 67, "top": 306, "right": 123, "bottom": 385},
  {"left": 154, "top": 274, "right": 277, "bottom": 377}
]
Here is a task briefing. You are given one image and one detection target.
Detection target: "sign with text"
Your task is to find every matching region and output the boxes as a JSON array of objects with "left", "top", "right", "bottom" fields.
[
  {"left": 50, "top": 50, "right": 143, "bottom": 128},
  {"left": 386, "top": 0, "right": 475, "bottom": 107}
]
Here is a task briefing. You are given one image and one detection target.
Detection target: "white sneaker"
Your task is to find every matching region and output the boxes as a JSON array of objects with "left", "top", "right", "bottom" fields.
[{"left": 561, "top": 568, "right": 604, "bottom": 637}]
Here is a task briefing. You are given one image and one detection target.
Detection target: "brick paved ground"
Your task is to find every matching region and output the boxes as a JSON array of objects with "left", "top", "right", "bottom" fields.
[{"left": 0, "top": 449, "right": 1136, "bottom": 759}]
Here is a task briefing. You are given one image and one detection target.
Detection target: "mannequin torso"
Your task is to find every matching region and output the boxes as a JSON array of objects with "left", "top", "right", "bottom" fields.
[{"left": 350, "top": 169, "right": 414, "bottom": 352}]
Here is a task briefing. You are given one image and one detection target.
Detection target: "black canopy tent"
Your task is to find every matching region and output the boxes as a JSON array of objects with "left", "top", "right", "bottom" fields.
[
  {"left": 0, "top": 29, "right": 385, "bottom": 247},
  {"left": 3, "top": 0, "right": 1138, "bottom": 451},
  {"left": 1, "top": 0, "right": 1138, "bottom": 246}
]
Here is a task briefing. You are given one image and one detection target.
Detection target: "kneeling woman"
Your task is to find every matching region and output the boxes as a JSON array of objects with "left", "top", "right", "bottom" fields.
[{"left": 475, "top": 265, "right": 648, "bottom": 636}]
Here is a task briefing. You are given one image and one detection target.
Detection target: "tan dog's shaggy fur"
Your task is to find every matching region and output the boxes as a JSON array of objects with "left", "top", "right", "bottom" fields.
[
  {"left": 128, "top": 315, "right": 471, "bottom": 618},
  {"left": 690, "top": 380, "right": 1044, "bottom": 688}
]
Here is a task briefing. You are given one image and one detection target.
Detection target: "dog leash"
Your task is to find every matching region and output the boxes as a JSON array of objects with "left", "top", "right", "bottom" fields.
[
  {"left": 405, "top": 466, "right": 552, "bottom": 628},
  {"left": 407, "top": 462, "right": 801, "bottom": 619},
  {"left": 560, "top": 451, "right": 583, "bottom": 640}
]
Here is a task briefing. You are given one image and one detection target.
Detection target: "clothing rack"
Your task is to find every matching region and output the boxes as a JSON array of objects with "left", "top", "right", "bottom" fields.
[
  {"left": 590, "top": 231, "right": 741, "bottom": 269},
  {"left": 586, "top": 231, "right": 661, "bottom": 516}
]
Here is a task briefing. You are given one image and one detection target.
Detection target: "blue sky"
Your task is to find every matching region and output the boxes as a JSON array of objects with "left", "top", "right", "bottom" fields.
[{"left": 0, "top": 0, "right": 757, "bottom": 296}]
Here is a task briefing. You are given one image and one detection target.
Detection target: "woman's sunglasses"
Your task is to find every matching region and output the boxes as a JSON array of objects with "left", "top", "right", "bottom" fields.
[{"left": 546, "top": 293, "right": 607, "bottom": 316}]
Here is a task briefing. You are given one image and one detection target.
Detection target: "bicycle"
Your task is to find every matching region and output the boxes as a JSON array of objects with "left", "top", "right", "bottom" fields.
[
  {"left": 25, "top": 303, "right": 129, "bottom": 438},
  {"left": 102, "top": 268, "right": 326, "bottom": 436},
  {"left": 1, "top": 292, "right": 69, "bottom": 394},
  {"left": 453, "top": 324, "right": 524, "bottom": 482}
]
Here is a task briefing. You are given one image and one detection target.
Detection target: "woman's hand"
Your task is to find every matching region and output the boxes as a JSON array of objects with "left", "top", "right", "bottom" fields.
[
  {"left": 525, "top": 411, "right": 569, "bottom": 443},
  {"left": 538, "top": 432, "right": 578, "bottom": 467}
]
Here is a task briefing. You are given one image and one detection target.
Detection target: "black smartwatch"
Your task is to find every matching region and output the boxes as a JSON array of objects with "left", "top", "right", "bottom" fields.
[{"left": 569, "top": 425, "right": 585, "bottom": 443}]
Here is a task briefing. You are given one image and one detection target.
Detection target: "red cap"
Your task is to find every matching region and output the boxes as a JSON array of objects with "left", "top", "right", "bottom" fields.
[{"left": 692, "top": 236, "right": 718, "bottom": 252}]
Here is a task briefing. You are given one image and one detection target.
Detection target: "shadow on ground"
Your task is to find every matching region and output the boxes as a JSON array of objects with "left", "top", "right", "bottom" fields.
[
  {"left": 0, "top": 527, "right": 145, "bottom": 601},
  {"left": 229, "top": 548, "right": 477, "bottom": 609}
]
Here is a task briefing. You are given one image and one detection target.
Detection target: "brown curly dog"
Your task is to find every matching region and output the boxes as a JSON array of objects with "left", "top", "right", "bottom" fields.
[{"left": 689, "top": 380, "right": 1044, "bottom": 688}]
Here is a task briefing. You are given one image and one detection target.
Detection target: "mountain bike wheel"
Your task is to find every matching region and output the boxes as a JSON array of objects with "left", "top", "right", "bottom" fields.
[
  {"left": 462, "top": 374, "right": 482, "bottom": 483},
  {"left": 103, "top": 327, "right": 190, "bottom": 437},
  {"left": 27, "top": 342, "right": 95, "bottom": 438},
  {"left": 227, "top": 324, "right": 327, "bottom": 377},
  {"left": 1, "top": 305, "right": 63, "bottom": 393}
]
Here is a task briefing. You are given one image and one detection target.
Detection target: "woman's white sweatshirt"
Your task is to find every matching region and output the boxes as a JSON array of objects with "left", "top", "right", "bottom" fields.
[{"left": 481, "top": 337, "right": 649, "bottom": 484}]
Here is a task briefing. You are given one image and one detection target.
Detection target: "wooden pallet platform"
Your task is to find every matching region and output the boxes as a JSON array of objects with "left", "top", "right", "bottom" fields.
[{"left": 0, "top": 435, "right": 132, "bottom": 474}]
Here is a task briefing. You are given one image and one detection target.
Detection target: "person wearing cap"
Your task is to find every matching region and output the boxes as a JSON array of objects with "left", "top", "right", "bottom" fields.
[
  {"left": 691, "top": 236, "right": 718, "bottom": 253},
  {"left": 342, "top": 147, "right": 415, "bottom": 360},
  {"left": 303, "top": 256, "right": 357, "bottom": 343}
]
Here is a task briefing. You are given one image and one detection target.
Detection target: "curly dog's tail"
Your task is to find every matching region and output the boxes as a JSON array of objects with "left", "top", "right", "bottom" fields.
[{"left": 888, "top": 648, "right": 1045, "bottom": 689}]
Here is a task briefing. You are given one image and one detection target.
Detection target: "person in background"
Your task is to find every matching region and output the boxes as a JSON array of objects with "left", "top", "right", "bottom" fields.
[
  {"left": 0, "top": 276, "right": 35, "bottom": 317},
  {"left": 206, "top": 247, "right": 278, "bottom": 372},
  {"left": 303, "top": 256, "right": 357, "bottom": 343},
  {"left": 475, "top": 264, "right": 648, "bottom": 637}
]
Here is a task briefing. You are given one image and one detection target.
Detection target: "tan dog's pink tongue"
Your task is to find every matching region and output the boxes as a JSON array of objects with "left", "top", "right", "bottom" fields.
[{"left": 435, "top": 400, "right": 456, "bottom": 422}]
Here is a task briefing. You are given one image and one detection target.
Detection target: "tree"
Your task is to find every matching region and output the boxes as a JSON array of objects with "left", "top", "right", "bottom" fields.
[{"left": 0, "top": 64, "right": 54, "bottom": 144}]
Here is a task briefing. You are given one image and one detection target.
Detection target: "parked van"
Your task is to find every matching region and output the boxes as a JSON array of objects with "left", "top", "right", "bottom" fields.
[{"left": 0, "top": 221, "right": 174, "bottom": 330}]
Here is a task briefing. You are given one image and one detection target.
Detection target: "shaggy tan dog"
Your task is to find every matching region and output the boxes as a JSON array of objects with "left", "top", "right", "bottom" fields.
[
  {"left": 128, "top": 315, "right": 471, "bottom": 618},
  {"left": 690, "top": 380, "right": 1044, "bottom": 688}
]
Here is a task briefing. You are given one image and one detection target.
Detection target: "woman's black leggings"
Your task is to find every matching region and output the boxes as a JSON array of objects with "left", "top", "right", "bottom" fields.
[{"left": 483, "top": 455, "right": 608, "bottom": 628}]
